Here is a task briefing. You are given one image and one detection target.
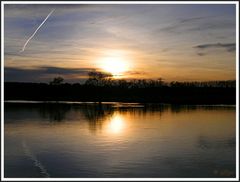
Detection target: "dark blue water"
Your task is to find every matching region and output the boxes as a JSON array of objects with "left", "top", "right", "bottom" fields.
[{"left": 4, "top": 102, "right": 236, "bottom": 178}]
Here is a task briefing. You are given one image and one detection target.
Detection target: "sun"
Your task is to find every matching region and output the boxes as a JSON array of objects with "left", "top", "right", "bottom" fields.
[
  {"left": 98, "top": 53, "right": 130, "bottom": 77},
  {"left": 101, "top": 57, "right": 127, "bottom": 75}
]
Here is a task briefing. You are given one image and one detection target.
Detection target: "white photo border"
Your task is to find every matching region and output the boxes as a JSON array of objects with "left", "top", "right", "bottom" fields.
[{"left": 1, "top": 1, "right": 239, "bottom": 181}]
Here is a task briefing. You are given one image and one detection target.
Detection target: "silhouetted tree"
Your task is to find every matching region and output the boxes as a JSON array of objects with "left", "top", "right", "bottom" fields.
[
  {"left": 85, "top": 71, "right": 112, "bottom": 86},
  {"left": 49, "top": 77, "right": 64, "bottom": 85}
]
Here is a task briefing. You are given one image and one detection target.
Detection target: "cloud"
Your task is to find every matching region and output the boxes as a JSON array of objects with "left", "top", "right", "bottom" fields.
[
  {"left": 40, "top": 66, "right": 95, "bottom": 75},
  {"left": 159, "top": 16, "right": 207, "bottom": 33},
  {"left": 194, "top": 43, "right": 236, "bottom": 53},
  {"left": 179, "top": 16, "right": 206, "bottom": 23},
  {"left": 125, "top": 71, "right": 146, "bottom": 75},
  {"left": 4, "top": 66, "right": 149, "bottom": 82},
  {"left": 4, "top": 4, "right": 96, "bottom": 19},
  {"left": 197, "top": 53, "right": 206, "bottom": 56},
  {"left": 4, "top": 66, "right": 96, "bottom": 83},
  {"left": 159, "top": 16, "right": 235, "bottom": 34}
]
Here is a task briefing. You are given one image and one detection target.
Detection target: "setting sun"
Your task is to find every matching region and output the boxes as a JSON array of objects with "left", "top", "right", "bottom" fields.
[{"left": 98, "top": 52, "right": 130, "bottom": 77}]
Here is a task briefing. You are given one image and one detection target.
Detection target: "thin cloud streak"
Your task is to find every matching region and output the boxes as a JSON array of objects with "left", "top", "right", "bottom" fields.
[
  {"left": 194, "top": 43, "right": 236, "bottom": 52},
  {"left": 20, "top": 9, "right": 55, "bottom": 53}
]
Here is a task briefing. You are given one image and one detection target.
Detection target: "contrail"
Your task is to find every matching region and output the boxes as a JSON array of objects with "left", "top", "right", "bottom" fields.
[{"left": 20, "top": 9, "right": 55, "bottom": 53}]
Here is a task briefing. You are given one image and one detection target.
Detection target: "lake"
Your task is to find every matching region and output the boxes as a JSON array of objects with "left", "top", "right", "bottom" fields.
[{"left": 4, "top": 102, "right": 236, "bottom": 178}]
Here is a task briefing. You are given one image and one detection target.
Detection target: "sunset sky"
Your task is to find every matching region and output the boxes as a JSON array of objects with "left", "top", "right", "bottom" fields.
[{"left": 4, "top": 3, "right": 236, "bottom": 83}]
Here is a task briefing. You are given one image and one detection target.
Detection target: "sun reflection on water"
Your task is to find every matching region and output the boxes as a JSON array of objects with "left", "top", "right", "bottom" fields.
[{"left": 107, "top": 114, "right": 125, "bottom": 134}]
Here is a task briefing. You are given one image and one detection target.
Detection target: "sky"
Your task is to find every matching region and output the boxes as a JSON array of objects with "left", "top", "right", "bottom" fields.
[{"left": 4, "top": 3, "right": 236, "bottom": 83}]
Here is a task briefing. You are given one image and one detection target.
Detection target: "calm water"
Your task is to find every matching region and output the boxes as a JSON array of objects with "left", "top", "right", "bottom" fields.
[{"left": 4, "top": 102, "right": 236, "bottom": 178}]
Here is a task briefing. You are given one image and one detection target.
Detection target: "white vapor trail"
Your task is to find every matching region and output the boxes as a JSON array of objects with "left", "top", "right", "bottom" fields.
[{"left": 20, "top": 9, "right": 55, "bottom": 53}]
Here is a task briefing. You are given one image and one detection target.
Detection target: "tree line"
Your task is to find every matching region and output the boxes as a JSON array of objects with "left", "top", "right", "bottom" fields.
[
  {"left": 51, "top": 71, "right": 236, "bottom": 88},
  {"left": 4, "top": 71, "right": 236, "bottom": 104}
]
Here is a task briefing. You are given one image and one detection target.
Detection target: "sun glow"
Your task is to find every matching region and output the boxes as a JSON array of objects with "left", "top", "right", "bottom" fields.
[
  {"left": 107, "top": 114, "right": 125, "bottom": 134},
  {"left": 98, "top": 51, "right": 130, "bottom": 77}
]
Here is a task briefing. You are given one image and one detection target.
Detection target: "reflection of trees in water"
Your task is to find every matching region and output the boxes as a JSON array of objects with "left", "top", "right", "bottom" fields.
[
  {"left": 5, "top": 102, "right": 235, "bottom": 133},
  {"left": 81, "top": 104, "right": 170, "bottom": 133},
  {"left": 38, "top": 103, "right": 71, "bottom": 122},
  {"left": 170, "top": 104, "right": 235, "bottom": 113},
  {"left": 78, "top": 103, "right": 114, "bottom": 133},
  {"left": 73, "top": 103, "right": 170, "bottom": 133},
  {"left": 170, "top": 105, "right": 198, "bottom": 113},
  {"left": 4, "top": 102, "right": 72, "bottom": 123},
  {"left": 117, "top": 104, "right": 169, "bottom": 118}
]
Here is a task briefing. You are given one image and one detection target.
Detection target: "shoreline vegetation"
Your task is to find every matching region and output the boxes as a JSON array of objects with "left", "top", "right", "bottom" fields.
[{"left": 4, "top": 72, "right": 236, "bottom": 105}]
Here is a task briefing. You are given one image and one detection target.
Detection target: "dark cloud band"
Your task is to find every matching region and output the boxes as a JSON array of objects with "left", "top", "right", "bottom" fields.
[
  {"left": 4, "top": 66, "right": 96, "bottom": 83},
  {"left": 194, "top": 43, "right": 236, "bottom": 53}
]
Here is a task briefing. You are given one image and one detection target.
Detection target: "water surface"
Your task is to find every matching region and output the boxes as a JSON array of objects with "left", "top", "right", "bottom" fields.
[{"left": 4, "top": 102, "right": 236, "bottom": 178}]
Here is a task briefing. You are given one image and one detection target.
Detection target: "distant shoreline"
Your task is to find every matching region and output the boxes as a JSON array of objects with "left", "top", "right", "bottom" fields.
[
  {"left": 4, "top": 100, "right": 236, "bottom": 107},
  {"left": 4, "top": 81, "right": 236, "bottom": 105}
]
